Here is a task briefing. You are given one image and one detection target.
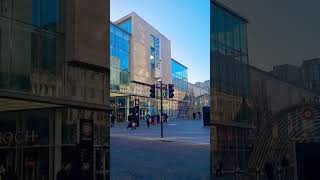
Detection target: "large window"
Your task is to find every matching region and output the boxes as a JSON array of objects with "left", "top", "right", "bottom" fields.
[
  {"left": 171, "top": 59, "right": 188, "bottom": 92},
  {"left": 211, "top": 2, "right": 249, "bottom": 97},
  {"left": 11, "top": 0, "right": 64, "bottom": 33},
  {"left": 118, "top": 18, "right": 132, "bottom": 33},
  {"left": 110, "top": 22, "right": 130, "bottom": 90}
]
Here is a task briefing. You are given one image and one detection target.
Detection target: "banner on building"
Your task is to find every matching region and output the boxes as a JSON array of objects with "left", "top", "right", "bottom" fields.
[{"left": 154, "top": 36, "right": 162, "bottom": 78}]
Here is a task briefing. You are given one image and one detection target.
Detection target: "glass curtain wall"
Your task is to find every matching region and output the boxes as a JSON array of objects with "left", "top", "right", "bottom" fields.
[
  {"left": 171, "top": 59, "right": 188, "bottom": 92},
  {"left": 211, "top": 1, "right": 250, "bottom": 173},
  {"left": 110, "top": 22, "right": 130, "bottom": 91},
  {"left": 0, "top": 0, "right": 64, "bottom": 96}
]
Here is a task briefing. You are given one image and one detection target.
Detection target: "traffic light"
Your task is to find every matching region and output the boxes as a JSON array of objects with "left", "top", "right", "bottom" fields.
[
  {"left": 162, "top": 84, "right": 167, "bottom": 98},
  {"left": 150, "top": 84, "right": 156, "bottom": 98},
  {"left": 168, "top": 84, "right": 174, "bottom": 98}
]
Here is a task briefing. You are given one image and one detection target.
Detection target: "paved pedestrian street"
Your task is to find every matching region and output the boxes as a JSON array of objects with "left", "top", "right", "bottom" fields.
[{"left": 110, "top": 119, "right": 210, "bottom": 180}]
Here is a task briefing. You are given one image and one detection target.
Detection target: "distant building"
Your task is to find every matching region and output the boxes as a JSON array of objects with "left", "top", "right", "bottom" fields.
[
  {"left": 301, "top": 58, "right": 320, "bottom": 93},
  {"left": 271, "top": 64, "right": 302, "bottom": 86},
  {"left": 271, "top": 58, "right": 320, "bottom": 95}
]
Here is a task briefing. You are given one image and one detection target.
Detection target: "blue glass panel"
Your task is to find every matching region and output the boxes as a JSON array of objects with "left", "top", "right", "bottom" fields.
[{"left": 118, "top": 18, "right": 132, "bottom": 33}]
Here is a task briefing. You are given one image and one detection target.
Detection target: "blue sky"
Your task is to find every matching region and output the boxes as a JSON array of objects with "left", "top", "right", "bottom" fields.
[{"left": 111, "top": 0, "right": 210, "bottom": 84}]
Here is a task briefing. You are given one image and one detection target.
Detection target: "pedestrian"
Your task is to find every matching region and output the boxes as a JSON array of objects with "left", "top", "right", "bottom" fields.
[
  {"left": 164, "top": 113, "right": 168, "bottom": 123},
  {"left": 145, "top": 111, "right": 150, "bottom": 127},
  {"left": 4, "top": 165, "right": 17, "bottom": 180},
  {"left": 264, "top": 160, "right": 274, "bottom": 180},
  {"left": 110, "top": 112, "right": 115, "bottom": 127},
  {"left": 0, "top": 164, "right": 5, "bottom": 180},
  {"left": 193, "top": 112, "right": 196, "bottom": 120},
  {"left": 198, "top": 111, "right": 201, "bottom": 119},
  {"left": 215, "top": 160, "right": 223, "bottom": 177},
  {"left": 127, "top": 113, "right": 134, "bottom": 130},
  {"left": 151, "top": 114, "right": 155, "bottom": 125},
  {"left": 56, "top": 160, "right": 74, "bottom": 180},
  {"left": 156, "top": 114, "right": 160, "bottom": 124}
]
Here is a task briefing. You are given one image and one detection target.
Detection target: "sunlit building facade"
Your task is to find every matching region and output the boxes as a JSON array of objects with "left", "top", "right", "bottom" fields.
[
  {"left": 211, "top": 0, "right": 251, "bottom": 173},
  {"left": 0, "top": 1, "right": 109, "bottom": 179},
  {"left": 110, "top": 13, "right": 189, "bottom": 121}
]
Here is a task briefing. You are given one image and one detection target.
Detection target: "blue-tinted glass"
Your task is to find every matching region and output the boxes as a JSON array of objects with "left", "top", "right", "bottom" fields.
[
  {"left": 118, "top": 18, "right": 132, "bottom": 33},
  {"left": 212, "top": 3, "right": 249, "bottom": 97},
  {"left": 171, "top": 59, "right": 188, "bottom": 92},
  {"left": 110, "top": 23, "right": 131, "bottom": 90}
]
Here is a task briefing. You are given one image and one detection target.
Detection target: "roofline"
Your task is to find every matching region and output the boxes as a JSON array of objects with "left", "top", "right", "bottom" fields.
[
  {"left": 171, "top": 59, "right": 188, "bottom": 69},
  {"left": 212, "top": 0, "right": 249, "bottom": 23},
  {"left": 115, "top": 12, "right": 171, "bottom": 42},
  {"left": 110, "top": 21, "right": 131, "bottom": 35}
]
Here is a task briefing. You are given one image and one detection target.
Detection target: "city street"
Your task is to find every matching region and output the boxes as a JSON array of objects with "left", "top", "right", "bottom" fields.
[
  {"left": 111, "top": 118, "right": 210, "bottom": 145},
  {"left": 110, "top": 119, "right": 210, "bottom": 180}
]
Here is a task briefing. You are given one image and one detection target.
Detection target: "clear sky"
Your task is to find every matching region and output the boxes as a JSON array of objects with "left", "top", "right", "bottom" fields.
[
  {"left": 219, "top": 0, "right": 320, "bottom": 70},
  {"left": 111, "top": 0, "right": 210, "bottom": 84}
]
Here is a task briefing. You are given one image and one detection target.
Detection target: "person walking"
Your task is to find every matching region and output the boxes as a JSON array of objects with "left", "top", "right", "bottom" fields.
[
  {"left": 56, "top": 160, "right": 74, "bottom": 180},
  {"left": 156, "top": 114, "right": 160, "bottom": 124},
  {"left": 127, "top": 113, "right": 134, "bottom": 130},
  {"left": 215, "top": 160, "right": 223, "bottom": 177},
  {"left": 264, "top": 160, "right": 274, "bottom": 180},
  {"left": 164, "top": 113, "right": 168, "bottom": 123},
  {"left": 145, "top": 112, "right": 150, "bottom": 127},
  {"left": 110, "top": 112, "right": 115, "bottom": 127},
  {"left": 193, "top": 112, "right": 196, "bottom": 120}
]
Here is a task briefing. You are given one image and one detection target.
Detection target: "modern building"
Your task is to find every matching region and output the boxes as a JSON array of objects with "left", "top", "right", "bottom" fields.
[
  {"left": 0, "top": 1, "right": 109, "bottom": 180},
  {"left": 110, "top": 13, "right": 189, "bottom": 121},
  {"left": 271, "top": 58, "right": 320, "bottom": 95},
  {"left": 301, "top": 58, "right": 320, "bottom": 94},
  {"left": 211, "top": 0, "right": 251, "bottom": 173},
  {"left": 271, "top": 64, "right": 302, "bottom": 87}
]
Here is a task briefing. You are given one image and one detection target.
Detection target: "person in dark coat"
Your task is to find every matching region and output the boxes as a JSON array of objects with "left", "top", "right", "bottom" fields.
[
  {"left": 264, "top": 161, "right": 274, "bottom": 180},
  {"left": 110, "top": 112, "right": 115, "bottom": 127},
  {"left": 156, "top": 114, "right": 160, "bottom": 124},
  {"left": 4, "top": 165, "right": 17, "bottom": 180},
  {"left": 193, "top": 112, "right": 196, "bottom": 120},
  {"left": 127, "top": 113, "right": 134, "bottom": 130},
  {"left": 56, "top": 160, "right": 74, "bottom": 180},
  {"left": 164, "top": 113, "right": 168, "bottom": 123},
  {"left": 145, "top": 112, "right": 150, "bottom": 127}
]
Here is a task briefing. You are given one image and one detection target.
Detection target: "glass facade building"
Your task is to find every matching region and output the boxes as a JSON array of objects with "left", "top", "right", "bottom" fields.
[
  {"left": 171, "top": 59, "right": 188, "bottom": 92},
  {"left": 110, "top": 22, "right": 130, "bottom": 91},
  {"left": 211, "top": 0, "right": 251, "bottom": 174},
  {"left": 0, "top": 1, "right": 109, "bottom": 179}
]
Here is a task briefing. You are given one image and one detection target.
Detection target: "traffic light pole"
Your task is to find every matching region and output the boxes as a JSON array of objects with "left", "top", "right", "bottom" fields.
[{"left": 160, "top": 80, "right": 163, "bottom": 138}]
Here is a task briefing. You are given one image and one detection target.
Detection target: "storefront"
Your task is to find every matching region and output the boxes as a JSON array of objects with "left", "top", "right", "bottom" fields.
[{"left": 0, "top": 107, "right": 109, "bottom": 180}]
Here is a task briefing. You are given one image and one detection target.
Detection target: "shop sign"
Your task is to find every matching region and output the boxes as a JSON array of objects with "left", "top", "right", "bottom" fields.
[
  {"left": 0, "top": 131, "right": 38, "bottom": 146},
  {"left": 302, "top": 107, "right": 314, "bottom": 120}
]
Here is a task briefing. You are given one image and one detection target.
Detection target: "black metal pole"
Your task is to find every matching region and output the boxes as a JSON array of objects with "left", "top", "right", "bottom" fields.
[{"left": 160, "top": 80, "right": 163, "bottom": 138}]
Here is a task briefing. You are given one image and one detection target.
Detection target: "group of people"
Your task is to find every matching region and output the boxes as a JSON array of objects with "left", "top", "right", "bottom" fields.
[
  {"left": 126, "top": 112, "right": 139, "bottom": 130},
  {"left": 126, "top": 111, "right": 168, "bottom": 129},
  {"left": 192, "top": 111, "right": 202, "bottom": 120},
  {"left": 0, "top": 164, "right": 17, "bottom": 180}
]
